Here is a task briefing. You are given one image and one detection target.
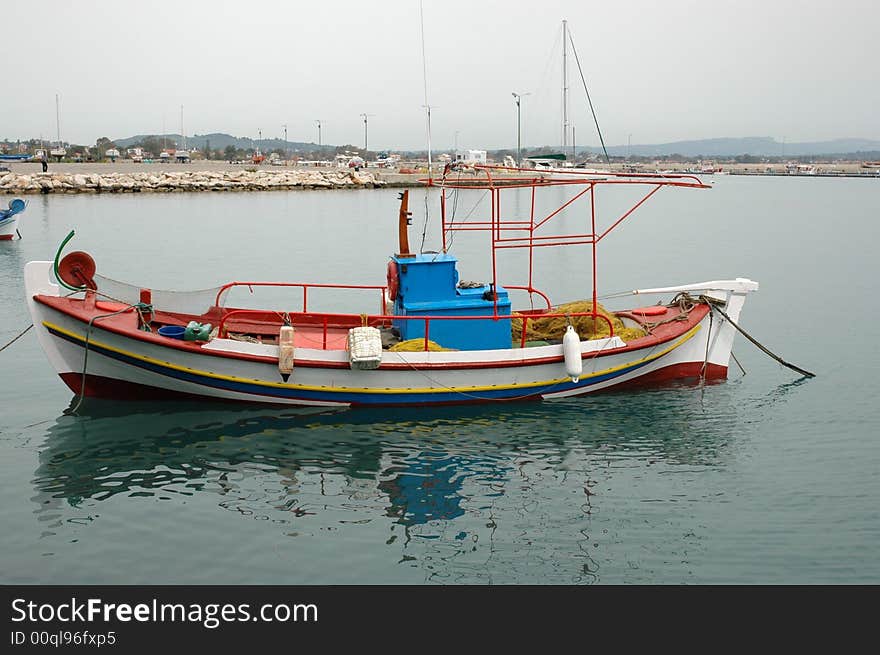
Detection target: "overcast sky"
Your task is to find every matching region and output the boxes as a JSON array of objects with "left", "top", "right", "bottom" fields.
[{"left": 1, "top": 0, "right": 876, "bottom": 150}]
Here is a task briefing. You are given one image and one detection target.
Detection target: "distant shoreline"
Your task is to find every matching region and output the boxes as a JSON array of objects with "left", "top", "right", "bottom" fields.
[
  {"left": 3, "top": 159, "right": 877, "bottom": 174},
  {"left": 1, "top": 160, "right": 877, "bottom": 196}
]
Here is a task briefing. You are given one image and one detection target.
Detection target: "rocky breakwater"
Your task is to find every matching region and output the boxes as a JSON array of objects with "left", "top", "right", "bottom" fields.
[{"left": 0, "top": 169, "right": 385, "bottom": 194}]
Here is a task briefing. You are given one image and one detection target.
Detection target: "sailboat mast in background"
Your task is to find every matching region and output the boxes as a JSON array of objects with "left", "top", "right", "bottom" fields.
[
  {"left": 50, "top": 94, "right": 66, "bottom": 159},
  {"left": 562, "top": 19, "right": 569, "bottom": 149}
]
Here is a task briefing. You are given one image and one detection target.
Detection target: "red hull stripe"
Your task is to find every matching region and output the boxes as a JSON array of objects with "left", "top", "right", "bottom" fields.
[{"left": 610, "top": 362, "right": 727, "bottom": 388}]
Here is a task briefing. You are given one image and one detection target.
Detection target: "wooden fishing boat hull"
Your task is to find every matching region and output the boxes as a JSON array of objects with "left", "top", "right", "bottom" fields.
[{"left": 25, "top": 261, "right": 757, "bottom": 408}]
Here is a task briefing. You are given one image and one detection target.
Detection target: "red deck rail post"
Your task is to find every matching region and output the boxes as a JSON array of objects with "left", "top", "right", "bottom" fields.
[
  {"left": 528, "top": 183, "right": 536, "bottom": 302},
  {"left": 591, "top": 182, "right": 598, "bottom": 326}
]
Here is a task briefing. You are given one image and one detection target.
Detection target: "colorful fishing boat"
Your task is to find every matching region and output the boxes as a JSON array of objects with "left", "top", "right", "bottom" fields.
[
  {"left": 24, "top": 167, "right": 759, "bottom": 407},
  {"left": 0, "top": 198, "right": 26, "bottom": 240}
]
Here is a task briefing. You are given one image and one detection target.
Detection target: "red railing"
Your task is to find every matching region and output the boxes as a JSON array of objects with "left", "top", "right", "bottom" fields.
[
  {"left": 216, "top": 307, "right": 614, "bottom": 351},
  {"left": 504, "top": 285, "right": 552, "bottom": 311},
  {"left": 214, "top": 281, "right": 388, "bottom": 313}
]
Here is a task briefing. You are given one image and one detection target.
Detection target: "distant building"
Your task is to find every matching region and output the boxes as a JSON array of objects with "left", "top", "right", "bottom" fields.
[
  {"left": 454, "top": 149, "right": 487, "bottom": 164},
  {"left": 523, "top": 154, "right": 567, "bottom": 170}
]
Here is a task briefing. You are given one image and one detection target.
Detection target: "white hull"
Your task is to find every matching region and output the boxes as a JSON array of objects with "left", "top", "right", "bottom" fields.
[{"left": 25, "top": 262, "right": 756, "bottom": 407}]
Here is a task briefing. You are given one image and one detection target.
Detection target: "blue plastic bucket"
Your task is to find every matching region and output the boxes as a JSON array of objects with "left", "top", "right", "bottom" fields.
[
  {"left": 158, "top": 325, "right": 186, "bottom": 339},
  {"left": 8, "top": 198, "right": 25, "bottom": 213}
]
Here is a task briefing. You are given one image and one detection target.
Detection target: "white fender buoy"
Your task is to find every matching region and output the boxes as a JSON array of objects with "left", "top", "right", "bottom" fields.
[
  {"left": 278, "top": 325, "right": 295, "bottom": 382},
  {"left": 562, "top": 324, "right": 582, "bottom": 383}
]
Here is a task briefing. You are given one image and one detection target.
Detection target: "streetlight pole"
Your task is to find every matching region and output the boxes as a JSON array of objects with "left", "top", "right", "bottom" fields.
[
  {"left": 315, "top": 120, "right": 322, "bottom": 147},
  {"left": 360, "top": 113, "right": 374, "bottom": 152},
  {"left": 282, "top": 124, "right": 288, "bottom": 157},
  {"left": 512, "top": 91, "right": 530, "bottom": 166}
]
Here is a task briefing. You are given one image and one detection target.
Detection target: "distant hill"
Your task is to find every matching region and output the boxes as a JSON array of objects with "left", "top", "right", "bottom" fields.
[
  {"left": 582, "top": 137, "right": 880, "bottom": 158},
  {"left": 114, "top": 132, "right": 326, "bottom": 152},
  {"left": 113, "top": 132, "right": 880, "bottom": 158}
]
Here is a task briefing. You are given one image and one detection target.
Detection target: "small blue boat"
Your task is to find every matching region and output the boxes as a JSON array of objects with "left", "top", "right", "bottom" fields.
[{"left": 0, "top": 198, "right": 26, "bottom": 240}]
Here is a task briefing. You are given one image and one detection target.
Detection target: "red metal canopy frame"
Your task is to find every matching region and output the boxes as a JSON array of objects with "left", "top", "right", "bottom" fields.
[{"left": 435, "top": 164, "right": 710, "bottom": 318}]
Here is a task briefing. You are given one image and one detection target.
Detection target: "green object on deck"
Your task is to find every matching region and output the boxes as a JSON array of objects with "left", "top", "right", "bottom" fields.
[
  {"left": 184, "top": 321, "right": 213, "bottom": 342},
  {"left": 528, "top": 153, "right": 566, "bottom": 160}
]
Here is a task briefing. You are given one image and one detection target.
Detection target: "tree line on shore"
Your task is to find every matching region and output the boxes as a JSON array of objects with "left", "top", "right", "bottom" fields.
[{"left": 3, "top": 135, "right": 878, "bottom": 165}]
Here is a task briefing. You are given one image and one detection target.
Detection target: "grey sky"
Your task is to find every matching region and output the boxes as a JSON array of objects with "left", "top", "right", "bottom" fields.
[{"left": 2, "top": 0, "right": 876, "bottom": 150}]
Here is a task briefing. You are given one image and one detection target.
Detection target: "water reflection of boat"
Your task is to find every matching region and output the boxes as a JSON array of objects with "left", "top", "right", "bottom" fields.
[
  {"left": 29, "top": 392, "right": 745, "bottom": 583},
  {"left": 34, "top": 390, "right": 737, "bottom": 510}
]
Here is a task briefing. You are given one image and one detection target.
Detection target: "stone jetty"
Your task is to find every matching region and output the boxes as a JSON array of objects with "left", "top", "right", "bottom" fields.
[{"left": 0, "top": 169, "right": 385, "bottom": 194}]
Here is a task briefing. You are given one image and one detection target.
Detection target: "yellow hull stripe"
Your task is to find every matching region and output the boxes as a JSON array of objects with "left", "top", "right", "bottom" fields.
[{"left": 43, "top": 320, "right": 700, "bottom": 395}]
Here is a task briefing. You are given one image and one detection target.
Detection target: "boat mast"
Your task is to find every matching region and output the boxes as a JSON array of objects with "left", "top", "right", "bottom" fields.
[
  {"left": 55, "top": 94, "right": 61, "bottom": 148},
  {"left": 420, "top": 0, "right": 432, "bottom": 182},
  {"left": 562, "top": 19, "right": 569, "bottom": 150}
]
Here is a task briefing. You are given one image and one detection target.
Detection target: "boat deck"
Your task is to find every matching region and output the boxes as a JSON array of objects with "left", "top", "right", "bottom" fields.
[{"left": 33, "top": 292, "right": 709, "bottom": 360}]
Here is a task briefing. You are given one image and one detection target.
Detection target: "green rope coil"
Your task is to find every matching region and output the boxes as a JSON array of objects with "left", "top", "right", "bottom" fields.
[{"left": 53, "top": 229, "right": 85, "bottom": 292}]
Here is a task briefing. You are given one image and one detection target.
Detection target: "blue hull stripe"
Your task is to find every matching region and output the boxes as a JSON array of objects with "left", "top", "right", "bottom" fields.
[{"left": 45, "top": 322, "right": 691, "bottom": 405}]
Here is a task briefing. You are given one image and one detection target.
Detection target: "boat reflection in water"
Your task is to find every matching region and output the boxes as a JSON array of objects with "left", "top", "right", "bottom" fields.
[{"left": 32, "top": 385, "right": 745, "bottom": 583}]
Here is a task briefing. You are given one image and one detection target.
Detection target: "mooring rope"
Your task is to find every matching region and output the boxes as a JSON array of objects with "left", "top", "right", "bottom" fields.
[
  {"left": 640, "top": 292, "right": 697, "bottom": 334},
  {"left": 700, "top": 308, "right": 714, "bottom": 378},
  {"left": 0, "top": 324, "right": 33, "bottom": 352},
  {"left": 389, "top": 349, "right": 567, "bottom": 402},
  {"left": 703, "top": 297, "right": 815, "bottom": 378},
  {"left": 388, "top": 332, "right": 619, "bottom": 402},
  {"left": 730, "top": 350, "right": 747, "bottom": 376},
  {"left": 65, "top": 303, "right": 144, "bottom": 415}
]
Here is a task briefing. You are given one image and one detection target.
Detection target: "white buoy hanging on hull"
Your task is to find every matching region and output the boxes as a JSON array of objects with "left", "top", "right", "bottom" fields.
[
  {"left": 562, "top": 324, "right": 582, "bottom": 383},
  {"left": 278, "top": 325, "right": 295, "bottom": 382}
]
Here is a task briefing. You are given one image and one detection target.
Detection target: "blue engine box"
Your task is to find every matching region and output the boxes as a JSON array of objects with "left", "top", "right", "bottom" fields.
[{"left": 391, "top": 253, "right": 511, "bottom": 351}]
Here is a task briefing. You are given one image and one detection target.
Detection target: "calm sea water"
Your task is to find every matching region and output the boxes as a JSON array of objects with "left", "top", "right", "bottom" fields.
[{"left": 1, "top": 176, "right": 878, "bottom": 584}]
